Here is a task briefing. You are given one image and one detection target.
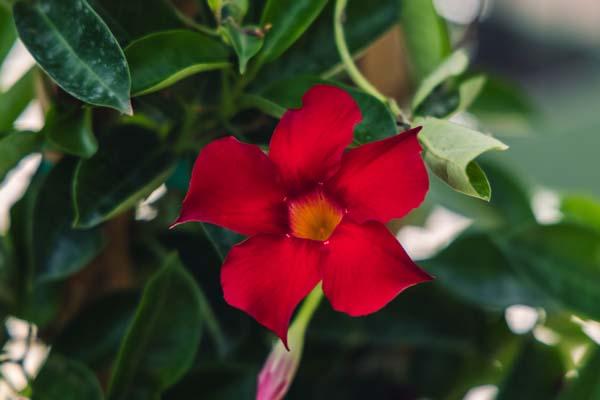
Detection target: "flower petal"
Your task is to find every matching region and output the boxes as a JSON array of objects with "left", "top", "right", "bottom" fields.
[
  {"left": 221, "top": 234, "right": 321, "bottom": 347},
  {"left": 174, "top": 136, "right": 287, "bottom": 235},
  {"left": 269, "top": 84, "right": 362, "bottom": 191},
  {"left": 326, "top": 127, "right": 428, "bottom": 223},
  {"left": 321, "top": 221, "right": 432, "bottom": 316}
]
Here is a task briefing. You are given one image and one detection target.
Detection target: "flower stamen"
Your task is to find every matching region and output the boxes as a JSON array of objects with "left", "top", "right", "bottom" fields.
[{"left": 288, "top": 191, "right": 343, "bottom": 241}]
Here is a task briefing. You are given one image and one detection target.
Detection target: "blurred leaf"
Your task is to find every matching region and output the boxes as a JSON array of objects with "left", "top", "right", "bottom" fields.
[
  {"left": 165, "top": 364, "right": 256, "bottom": 400},
  {"left": 456, "top": 74, "right": 487, "bottom": 114},
  {"left": 33, "top": 159, "right": 105, "bottom": 283},
  {"left": 201, "top": 223, "right": 243, "bottom": 262},
  {"left": 558, "top": 348, "right": 600, "bottom": 399},
  {"left": 412, "top": 50, "right": 469, "bottom": 111},
  {"left": 32, "top": 353, "right": 103, "bottom": 400},
  {"left": 418, "top": 117, "right": 508, "bottom": 200},
  {"left": 256, "top": 75, "right": 397, "bottom": 143},
  {"left": 504, "top": 223, "right": 600, "bottom": 321},
  {"left": 496, "top": 338, "right": 564, "bottom": 400},
  {"left": 255, "top": 0, "right": 397, "bottom": 87},
  {"left": 561, "top": 195, "right": 600, "bottom": 233},
  {"left": 220, "top": 19, "right": 263, "bottom": 74},
  {"left": 107, "top": 253, "right": 203, "bottom": 400},
  {"left": 14, "top": 0, "right": 132, "bottom": 113},
  {"left": 89, "top": 0, "right": 181, "bottom": 45},
  {"left": 125, "top": 30, "right": 230, "bottom": 96},
  {"left": 0, "top": 130, "right": 42, "bottom": 183},
  {"left": 43, "top": 106, "right": 98, "bottom": 158},
  {"left": 73, "top": 126, "right": 176, "bottom": 228},
  {"left": 470, "top": 76, "right": 535, "bottom": 136},
  {"left": 0, "top": 67, "right": 35, "bottom": 131},
  {"left": 0, "top": 6, "right": 16, "bottom": 67},
  {"left": 0, "top": 236, "right": 16, "bottom": 309},
  {"left": 422, "top": 233, "right": 546, "bottom": 309},
  {"left": 208, "top": 0, "right": 249, "bottom": 24},
  {"left": 256, "top": 0, "right": 327, "bottom": 65},
  {"left": 400, "top": 0, "right": 451, "bottom": 82},
  {"left": 53, "top": 290, "right": 139, "bottom": 368}
]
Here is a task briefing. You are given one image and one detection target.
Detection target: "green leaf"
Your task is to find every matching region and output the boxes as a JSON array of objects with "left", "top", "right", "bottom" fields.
[
  {"left": 220, "top": 19, "right": 263, "bottom": 74},
  {"left": 73, "top": 126, "right": 176, "bottom": 228},
  {"left": 43, "top": 106, "right": 98, "bottom": 158},
  {"left": 32, "top": 353, "right": 103, "bottom": 400},
  {"left": 0, "top": 67, "right": 35, "bottom": 131},
  {"left": 125, "top": 30, "right": 230, "bottom": 96},
  {"left": 412, "top": 50, "right": 469, "bottom": 111},
  {"left": 496, "top": 338, "right": 565, "bottom": 400},
  {"left": 0, "top": 5, "right": 16, "bottom": 68},
  {"left": 201, "top": 223, "right": 243, "bottom": 262},
  {"left": 255, "top": 0, "right": 397, "bottom": 88},
  {"left": 107, "top": 253, "right": 203, "bottom": 400},
  {"left": 54, "top": 290, "right": 139, "bottom": 368},
  {"left": 558, "top": 348, "right": 600, "bottom": 399},
  {"left": 256, "top": 75, "right": 398, "bottom": 143},
  {"left": 399, "top": 0, "right": 451, "bottom": 82},
  {"left": 208, "top": 0, "right": 249, "bottom": 24},
  {"left": 256, "top": 0, "right": 328, "bottom": 65},
  {"left": 503, "top": 223, "right": 600, "bottom": 321},
  {"left": 456, "top": 74, "right": 487, "bottom": 114},
  {"left": 0, "top": 130, "right": 42, "bottom": 183},
  {"left": 33, "top": 158, "right": 105, "bottom": 283},
  {"left": 422, "top": 233, "right": 546, "bottom": 309},
  {"left": 561, "top": 195, "right": 600, "bottom": 233},
  {"left": 418, "top": 117, "right": 508, "bottom": 200},
  {"left": 14, "top": 0, "right": 132, "bottom": 113}
]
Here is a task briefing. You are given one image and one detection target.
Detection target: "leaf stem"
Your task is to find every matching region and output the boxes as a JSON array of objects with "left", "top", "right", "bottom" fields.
[{"left": 163, "top": 0, "right": 220, "bottom": 37}]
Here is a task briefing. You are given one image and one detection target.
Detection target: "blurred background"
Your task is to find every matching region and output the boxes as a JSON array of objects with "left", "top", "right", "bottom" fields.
[{"left": 1, "top": 0, "right": 600, "bottom": 399}]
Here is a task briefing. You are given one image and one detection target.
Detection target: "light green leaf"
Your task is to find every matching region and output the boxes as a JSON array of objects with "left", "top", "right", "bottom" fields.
[
  {"left": 400, "top": 0, "right": 451, "bottom": 82},
  {"left": 0, "top": 130, "right": 42, "bottom": 183},
  {"left": 125, "top": 30, "right": 230, "bottom": 96},
  {"left": 107, "top": 253, "right": 203, "bottom": 400},
  {"left": 456, "top": 74, "right": 487, "bottom": 114},
  {"left": 32, "top": 353, "right": 103, "bottom": 400},
  {"left": 0, "top": 5, "right": 16, "bottom": 68},
  {"left": 503, "top": 223, "right": 600, "bottom": 321},
  {"left": 558, "top": 348, "right": 600, "bottom": 399},
  {"left": 412, "top": 50, "right": 469, "bottom": 111},
  {"left": 418, "top": 117, "right": 508, "bottom": 200},
  {"left": 561, "top": 195, "right": 600, "bottom": 233},
  {"left": 43, "top": 106, "right": 98, "bottom": 158},
  {"left": 0, "top": 67, "right": 35, "bottom": 131},
  {"left": 257, "top": 0, "right": 328, "bottom": 65},
  {"left": 33, "top": 158, "right": 105, "bottom": 283},
  {"left": 220, "top": 19, "right": 263, "bottom": 74},
  {"left": 208, "top": 0, "right": 248, "bottom": 24},
  {"left": 13, "top": 0, "right": 132, "bottom": 113},
  {"left": 73, "top": 126, "right": 176, "bottom": 228}
]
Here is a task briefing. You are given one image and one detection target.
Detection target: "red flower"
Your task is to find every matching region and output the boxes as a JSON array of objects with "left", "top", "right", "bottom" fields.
[{"left": 175, "top": 85, "right": 432, "bottom": 348}]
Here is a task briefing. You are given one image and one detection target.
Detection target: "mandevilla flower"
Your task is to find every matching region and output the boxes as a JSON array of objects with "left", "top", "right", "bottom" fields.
[{"left": 174, "top": 85, "right": 432, "bottom": 348}]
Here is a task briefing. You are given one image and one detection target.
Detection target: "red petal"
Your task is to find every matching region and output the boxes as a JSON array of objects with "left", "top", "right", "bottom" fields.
[
  {"left": 321, "top": 221, "right": 432, "bottom": 316},
  {"left": 269, "top": 85, "right": 362, "bottom": 192},
  {"left": 221, "top": 234, "right": 321, "bottom": 347},
  {"left": 326, "top": 127, "right": 428, "bottom": 223},
  {"left": 174, "top": 137, "right": 287, "bottom": 235}
]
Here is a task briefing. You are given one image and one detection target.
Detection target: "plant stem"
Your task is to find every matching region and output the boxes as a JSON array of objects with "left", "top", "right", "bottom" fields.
[
  {"left": 163, "top": 0, "right": 220, "bottom": 37},
  {"left": 294, "top": 284, "right": 324, "bottom": 329}
]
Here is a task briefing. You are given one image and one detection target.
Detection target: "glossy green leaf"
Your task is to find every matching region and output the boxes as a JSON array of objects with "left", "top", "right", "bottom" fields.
[
  {"left": 32, "top": 353, "right": 103, "bottom": 400},
  {"left": 503, "top": 223, "right": 600, "bottom": 321},
  {"left": 54, "top": 290, "right": 139, "bottom": 368},
  {"left": 0, "top": 5, "right": 16, "bottom": 67},
  {"left": 14, "top": 0, "right": 132, "bottom": 113},
  {"left": 422, "top": 233, "right": 546, "bottom": 309},
  {"left": 255, "top": 0, "right": 397, "bottom": 88},
  {"left": 220, "top": 19, "right": 263, "bottom": 74},
  {"left": 558, "top": 348, "right": 600, "bottom": 399},
  {"left": 256, "top": 75, "right": 398, "bottom": 143},
  {"left": 208, "top": 0, "right": 249, "bottom": 24},
  {"left": 496, "top": 338, "right": 564, "bottom": 400},
  {"left": 43, "top": 106, "right": 98, "bottom": 158},
  {"left": 0, "top": 130, "right": 42, "bottom": 183},
  {"left": 561, "top": 195, "right": 600, "bottom": 233},
  {"left": 400, "top": 0, "right": 451, "bottom": 82},
  {"left": 412, "top": 50, "right": 469, "bottom": 111},
  {"left": 107, "top": 253, "right": 203, "bottom": 400},
  {"left": 418, "top": 117, "right": 508, "bottom": 200},
  {"left": 33, "top": 159, "right": 105, "bottom": 283},
  {"left": 125, "top": 30, "right": 230, "bottom": 96},
  {"left": 73, "top": 126, "right": 176, "bottom": 228},
  {"left": 0, "top": 67, "right": 35, "bottom": 131},
  {"left": 257, "top": 0, "right": 327, "bottom": 65}
]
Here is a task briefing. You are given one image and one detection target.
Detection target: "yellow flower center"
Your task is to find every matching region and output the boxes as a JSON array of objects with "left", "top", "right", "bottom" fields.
[{"left": 288, "top": 191, "right": 343, "bottom": 241}]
